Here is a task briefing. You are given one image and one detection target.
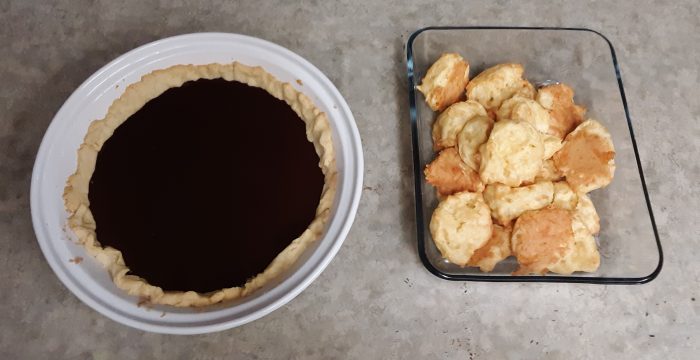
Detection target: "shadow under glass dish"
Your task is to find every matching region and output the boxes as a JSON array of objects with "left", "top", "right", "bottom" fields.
[{"left": 406, "top": 27, "right": 662, "bottom": 284}]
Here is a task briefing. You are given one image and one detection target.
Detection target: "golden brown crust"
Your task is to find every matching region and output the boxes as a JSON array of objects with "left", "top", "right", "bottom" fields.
[
  {"left": 536, "top": 83, "right": 587, "bottom": 139},
  {"left": 483, "top": 181, "right": 554, "bottom": 226},
  {"left": 496, "top": 96, "right": 551, "bottom": 134},
  {"left": 551, "top": 181, "right": 578, "bottom": 211},
  {"left": 466, "top": 63, "right": 527, "bottom": 111},
  {"left": 467, "top": 224, "right": 512, "bottom": 272},
  {"left": 553, "top": 119, "right": 615, "bottom": 193},
  {"left": 63, "top": 63, "right": 337, "bottom": 307},
  {"left": 417, "top": 53, "right": 470, "bottom": 111},
  {"left": 514, "top": 80, "right": 536, "bottom": 100},
  {"left": 429, "top": 192, "right": 493, "bottom": 266},
  {"left": 548, "top": 217, "right": 600, "bottom": 274},
  {"left": 574, "top": 192, "right": 600, "bottom": 235},
  {"left": 541, "top": 134, "right": 564, "bottom": 160},
  {"left": 425, "top": 147, "right": 484, "bottom": 196},
  {"left": 479, "top": 119, "right": 544, "bottom": 187},
  {"left": 534, "top": 159, "right": 564, "bottom": 183},
  {"left": 456, "top": 115, "right": 493, "bottom": 172},
  {"left": 511, "top": 207, "right": 574, "bottom": 275},
  {"left": 432, "top": 100, "right": 487, "bottom": 151}
]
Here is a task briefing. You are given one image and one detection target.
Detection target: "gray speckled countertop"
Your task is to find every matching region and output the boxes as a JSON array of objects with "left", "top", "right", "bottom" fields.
[{"left": 1, "top": 1, "right": 699, "bottom": 359}]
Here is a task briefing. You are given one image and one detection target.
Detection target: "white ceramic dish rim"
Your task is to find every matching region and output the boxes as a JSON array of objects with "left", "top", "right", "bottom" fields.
[{"left": 30, "top": 33, "right": 363, "bottom": 335}]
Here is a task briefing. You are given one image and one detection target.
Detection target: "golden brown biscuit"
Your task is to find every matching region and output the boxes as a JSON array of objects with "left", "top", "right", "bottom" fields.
[
  {"left": 496, "top": 96, "right": 552, "bottom": 134},
  {"left": 466, "top": 63, "right": 528, "bottom": 111},
  {"left": 534, "top": 159, "right": 564, "bottom": 183},
  {"left": 417, "top": 53, "right": 470, "bottom": 112},
  {"left": 426, "top": 64, "right": 612, "bottom": 275},
  {"left": 511, "top": 207, "right": 575, "bottom": 275},
  {"left": 483, "top": 181, "right": 554, "bottom": 226},
  {"left": 552, "top": 181, "right": 578, "bottom": 210},
  {"left": 432, "top": 100, "right": 487, "bottom": 150},
  {"left": 548, "top": 217, "right": 600, "bottom": 274},
  {"left": 425, "top": 147, "right": 484, "bottom": 196},
  {"left": 479, "top": 119, "right": 544, "bottom": 187},
  {"left": 496, "top": 96, "right": 562, "bottom": 160},
  {"left": 430, "top": 192, "right": 493, "bottom": 266},
  {"left": 456, "top": 115, "right": 493, "bottom": 172},
  {"left": 551, "top": 183, "right": 600, "bottom": 234},
  {"left": 468, "top": 224, "right": 512, "bottom": 272},
  {"left": 514, "top": 80, "right": 536, "bottom": 99},
  {"left": 574, "top": 192, "right": 600, "bottom": 235},
  {"left": 536, "top": 83, "right": 587, "bottom": 139},
  {"left": 542, "top": 134, "right": 564, "bottom": 160},
  {"left": 553, "top": 119, "right": 615, "bottom": 193}
]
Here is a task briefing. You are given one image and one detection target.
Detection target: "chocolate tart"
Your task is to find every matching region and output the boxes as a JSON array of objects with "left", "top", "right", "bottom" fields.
[{"left": 63, "top": 63, "right": 337, "bottom": 307}]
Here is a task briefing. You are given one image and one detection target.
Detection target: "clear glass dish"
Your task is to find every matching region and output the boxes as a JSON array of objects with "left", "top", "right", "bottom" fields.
[{"left": 406, "top": 27, "right": 662, "bottom": 283}]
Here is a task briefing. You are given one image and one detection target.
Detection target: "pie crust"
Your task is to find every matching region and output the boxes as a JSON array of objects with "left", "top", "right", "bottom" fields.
[{"left": 63, "top": 63, "right": 337, "bottom": 307}]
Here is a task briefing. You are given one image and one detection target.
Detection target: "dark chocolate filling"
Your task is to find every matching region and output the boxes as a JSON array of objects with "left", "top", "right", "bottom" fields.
[{"left": 88, "top": 78, "right": 324, "bottom": 293}]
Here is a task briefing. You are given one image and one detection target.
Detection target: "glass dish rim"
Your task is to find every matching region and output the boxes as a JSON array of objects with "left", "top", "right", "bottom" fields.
[{"left": 406, "top": 26, "right": 663, "bottom": 284}]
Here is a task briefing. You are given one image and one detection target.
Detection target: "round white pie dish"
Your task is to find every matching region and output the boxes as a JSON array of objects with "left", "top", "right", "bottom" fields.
[{"left": 30, "top": 33, "right": 363, "bottom": 334}]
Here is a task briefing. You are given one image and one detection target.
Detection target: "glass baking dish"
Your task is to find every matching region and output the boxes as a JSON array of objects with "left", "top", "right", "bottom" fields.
[{"left": 406, "top": 27, "right": 662, "bottom": 284}]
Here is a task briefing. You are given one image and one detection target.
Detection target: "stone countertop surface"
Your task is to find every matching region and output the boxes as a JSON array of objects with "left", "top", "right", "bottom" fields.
[{"left": 1, "top": 1, "right": 698, "bottom": 359}]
